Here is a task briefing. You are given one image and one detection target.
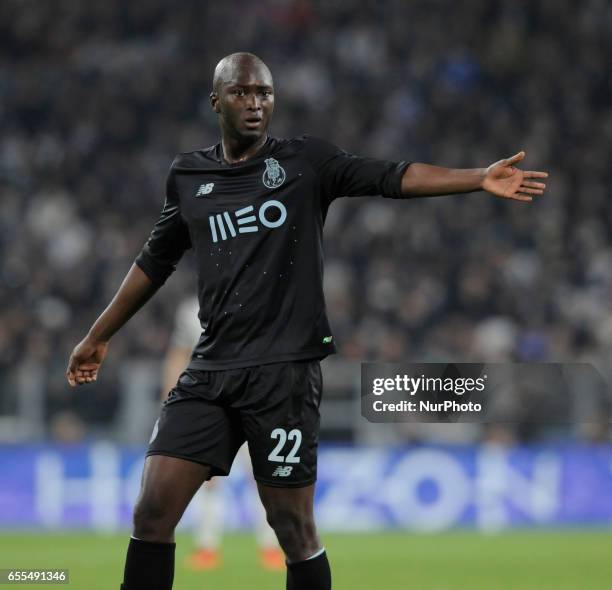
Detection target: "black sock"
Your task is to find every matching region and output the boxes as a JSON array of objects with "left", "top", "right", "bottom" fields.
[
  {"left": 286, "top": 550, "right": 331, "bottom": 590},
  {"left": 121, "top": 537, "right": 175, "bottom": 590}
]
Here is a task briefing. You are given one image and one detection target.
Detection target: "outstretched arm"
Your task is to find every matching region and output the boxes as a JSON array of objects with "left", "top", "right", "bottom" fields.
[
  {"left": 401, "top": 151, "right": 548, "bottom": 202},
  {"left": 66, "top": 263, "right": 159, "bottom": 387}
]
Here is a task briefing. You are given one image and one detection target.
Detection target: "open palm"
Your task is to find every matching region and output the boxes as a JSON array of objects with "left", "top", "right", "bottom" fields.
[{"left": 482, "top": 151, "right": 548, "bottom": 202}]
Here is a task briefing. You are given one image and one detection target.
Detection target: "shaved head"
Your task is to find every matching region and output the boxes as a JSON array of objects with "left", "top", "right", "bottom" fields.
[{"left": 212, "top": 52, "right": 273, "bottom": 93}]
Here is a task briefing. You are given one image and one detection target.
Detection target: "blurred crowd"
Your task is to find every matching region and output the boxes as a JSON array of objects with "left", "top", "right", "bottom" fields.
[{"left": 1, "top": 0, "right": 611, "bottom": 438}]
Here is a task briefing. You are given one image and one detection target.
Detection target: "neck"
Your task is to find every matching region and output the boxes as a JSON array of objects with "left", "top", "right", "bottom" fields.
[{"left": 221, "top": 133, "right": 268, "bottom": 164}]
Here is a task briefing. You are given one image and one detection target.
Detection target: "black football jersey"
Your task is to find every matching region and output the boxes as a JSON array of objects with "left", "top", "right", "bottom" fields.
[{"left": 135, "top": 135, "right": 409, "bottom": 370}]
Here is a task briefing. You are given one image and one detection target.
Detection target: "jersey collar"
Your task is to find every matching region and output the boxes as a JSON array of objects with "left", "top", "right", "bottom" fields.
[{"left": 213, "top": 136, "right": 274, "bottom": 166}]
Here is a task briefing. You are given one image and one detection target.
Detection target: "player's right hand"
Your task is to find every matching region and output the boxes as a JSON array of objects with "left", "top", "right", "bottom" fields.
[{"left": 66, "top": 337, "right": 108, "bottom": 387}]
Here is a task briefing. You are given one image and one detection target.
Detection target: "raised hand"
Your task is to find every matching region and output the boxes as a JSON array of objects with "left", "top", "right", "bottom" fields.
[
  {"left": 66, "top": 337, "right": 108, "bottom": 387},
  {"left": 482, "top": 151, "right": 548, "bottom": 202}
]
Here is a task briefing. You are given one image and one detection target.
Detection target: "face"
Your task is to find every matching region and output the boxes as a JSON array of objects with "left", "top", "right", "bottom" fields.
[{"left": 211, "top": 63, "right": 274, "bottom": 141}]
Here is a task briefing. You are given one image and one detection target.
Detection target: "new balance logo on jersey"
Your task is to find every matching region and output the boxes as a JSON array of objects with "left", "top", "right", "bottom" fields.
[
  {"left": 209, "top": 199, "right": 287, "bottom": 243},
  {"left": 195, "top": 183, "right": 214, "bottom": 196},
  {"left": 272, "top": 466, "right": 293, "bottom": 477}
]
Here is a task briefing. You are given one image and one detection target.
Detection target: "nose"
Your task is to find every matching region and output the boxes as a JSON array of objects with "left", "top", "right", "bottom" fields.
[{"left": 245, "top": 92, "right": 261, "bottom": 111}]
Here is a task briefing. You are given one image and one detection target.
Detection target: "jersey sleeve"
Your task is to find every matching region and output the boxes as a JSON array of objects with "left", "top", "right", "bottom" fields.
[
  {"left": 301, "top": 135, "right": 410, "bottom": 205},
  {"left": 134, "top": 160, "right": 192, "bottom": 286}
]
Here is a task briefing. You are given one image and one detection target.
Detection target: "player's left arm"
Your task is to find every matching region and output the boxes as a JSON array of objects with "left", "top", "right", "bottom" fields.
[{"left": 400, "top": 151, "right": 548, "bottom": 202}]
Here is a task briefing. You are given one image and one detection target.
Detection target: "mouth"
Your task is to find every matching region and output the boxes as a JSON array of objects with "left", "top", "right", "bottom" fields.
[{"left": 243, "top": 116, "right": 263, "bottom": 129}]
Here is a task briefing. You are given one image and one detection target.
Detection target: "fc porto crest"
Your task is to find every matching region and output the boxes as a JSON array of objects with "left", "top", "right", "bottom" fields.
[{"left": 262, "top": 157, "right": 286, "bottom": 189}]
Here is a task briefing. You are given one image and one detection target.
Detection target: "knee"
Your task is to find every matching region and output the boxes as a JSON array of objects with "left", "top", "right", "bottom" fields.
[
  {"left": 265, "top": 506, "right": 318, "bottom": 560},
  {"left": 133, "top": 495, "right": 173, "bottom": 542}
]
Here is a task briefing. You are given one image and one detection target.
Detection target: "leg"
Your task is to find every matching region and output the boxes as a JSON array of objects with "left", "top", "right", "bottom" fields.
[
  {"left": 124, "top": 368, "right": 245, "bottom": 589},
  {"left": 257, "top": 482, "right": 319, "bottom": 562},
  {"left": 133, "top": 454, "right": 210, "bottom": 542},
  {"left": 257, "top": 483, "right": 331, "bottom": 590},
  {"left": 240, "top": 360, "right": 329, "bottom": 588},
  {"left": 122, "top": 455, "right": 210, "bottom": 590}
]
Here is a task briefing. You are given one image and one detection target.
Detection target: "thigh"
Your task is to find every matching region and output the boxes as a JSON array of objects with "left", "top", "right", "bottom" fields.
[
  {"left": 242, "top": 360, "right": 322, "bottom": 487},
  {"left": 148, "top": 369, "right": 246, "bottom": 478},
  {"left": 136, "top": 454, "right": 211, "bottom": 522}
]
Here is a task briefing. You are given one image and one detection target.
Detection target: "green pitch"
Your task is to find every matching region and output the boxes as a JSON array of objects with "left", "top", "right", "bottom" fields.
[{"left": 0, "top": 531, "right": 610, "bottom": 589}]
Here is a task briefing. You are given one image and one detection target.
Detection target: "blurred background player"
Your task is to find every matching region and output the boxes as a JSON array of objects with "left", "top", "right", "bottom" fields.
[{"left": 162, "top": 296, "right": 284, "bottom": 571}]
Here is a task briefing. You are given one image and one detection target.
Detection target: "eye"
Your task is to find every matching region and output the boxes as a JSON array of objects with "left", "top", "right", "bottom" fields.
[
  {"left": 233, "top": 88, "right": 245, "bottom": 96},
  {"left": 261, "top": 89, "right": 272, "bottom": 97}
]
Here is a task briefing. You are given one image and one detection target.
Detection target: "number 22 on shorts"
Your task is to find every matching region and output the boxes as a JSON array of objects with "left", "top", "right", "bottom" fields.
[{"left": 268, "top": 428, "right": 302, "bottom": 463}]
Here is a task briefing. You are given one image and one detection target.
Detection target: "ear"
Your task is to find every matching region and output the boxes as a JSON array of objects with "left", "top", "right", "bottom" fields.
[{"left": 210, "top": 91, "right": 220, "bottom": 113}]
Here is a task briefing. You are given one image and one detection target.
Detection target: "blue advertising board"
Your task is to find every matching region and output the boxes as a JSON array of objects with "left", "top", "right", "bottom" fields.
[{"left": 1, "top": 444, "right": 611, "bottom": 531}]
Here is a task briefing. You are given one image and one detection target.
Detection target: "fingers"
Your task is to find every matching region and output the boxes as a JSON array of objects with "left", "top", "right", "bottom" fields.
[
  {"left": 524, "top": 170, "right": 548, "bottom": 179},
  {"left": 518, "top": 186, "right": 544, "bottom": 195},
  {"left": 74, "top": 370, "right": 98, "bottom": 385},
  {"left": 66, "top": 356, "right": 77, "bottom": 387},
  {"left": 509, "top": 193, "right": 533, "bottom": 202},
  {"left": 522, "top": 180, "right": 546, "bottom": 189},
  {"left": 518, "top": 178, "right": 547, "bottom": 197},
  {"left": 77, "top": 373, "right": 97, "bottom": 384},
  {"left": 66, "top": 360, "right": 98, "bottom": 387},
  {"left": 505, "top": 151, "right": 525, "bottom": 165}
]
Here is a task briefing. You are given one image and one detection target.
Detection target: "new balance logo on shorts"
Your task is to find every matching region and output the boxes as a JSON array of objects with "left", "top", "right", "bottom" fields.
[
  {"left": 272, "top": 466, "right": 293, "bottom": 477},
  {"left": 195, "top": 183, "right": 214, "bottom": 196}
]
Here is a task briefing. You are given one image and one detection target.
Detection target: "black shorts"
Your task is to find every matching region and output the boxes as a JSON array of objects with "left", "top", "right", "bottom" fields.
[{"left": 147, "top": 359, "right": 322, "bottom": 487}]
